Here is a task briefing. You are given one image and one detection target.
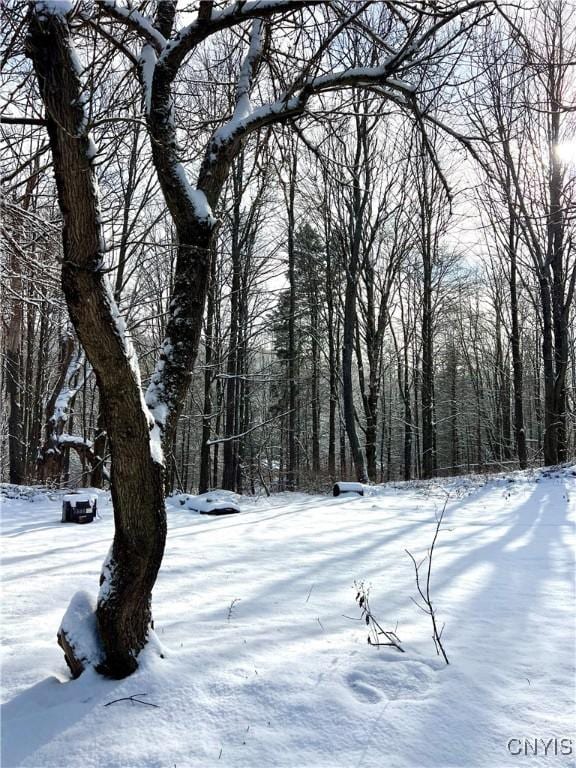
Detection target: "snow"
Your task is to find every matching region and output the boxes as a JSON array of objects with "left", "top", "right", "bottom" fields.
[
  {"left": 178, "top": 491, "right": 241, "bottom": 515},
  {"left": 52, "top": 389, "right": 72, "bottom": 423},
  {"left": 107, "top": 288, "right": 136, "bottom": 369},
  {"left": 50, "top": 349, "right": 85, "bottom": 425},
  {"left": 58, "top": 434, "right": 94, "bottom": 448},
  {"left": 62, "top": 492, "right": 97, "bottom": 507},
  {"left": 105, "top": 286, "right": 161, "bottom": 464},
  {"left": 211, "top": 62, "right": 416, "bottom": 148},
  {"left": 98, "top": 546, "right": 116, "bottom": 603},
  {"left": 86, "top": 136, "right": 98, "bottom": 163},
  {"left": 34, "top": 0, "right": 74, "bottom": 16},
  {"left": 212, "top": 93, "right": 300, "bottom": 145},
  {"left": 333, "top": 481, "right": 364, "bottom": 495},
  {"left": 138, "top": 44, "right": 156, "bottom": 115},
  {"left": 211, "top": 19, "right": 262, "bottom": 144},
  {"left": 97, "top": 0, "right": 166, "bottom": 50},
  {"left": 145, "top": 339, "right": 173, "bottom": 467},
  {"left": 147, "top": 422, "right": 165, "bottom": 466},
  {"left": 2, "top": 468, "right": 575, "bottom": 767},
  {"left": 386, "top": 78, "right": 417, "bottom": 93},
  {"left": 158, "top": 1, "right": 286, "bottom": 68},
  {"left": 174, "top": 164, "right": 215, "bottom": 224},
  {"left": 58, "top": 591, "right": 103, "bottom": 669}
]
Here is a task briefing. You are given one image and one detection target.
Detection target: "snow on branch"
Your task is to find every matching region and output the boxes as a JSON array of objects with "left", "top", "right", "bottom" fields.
[
  {"left": 234, "top": 19, "right": 264, "bottom": 120},
  {"left": 139, "top": 44, "right": 157, "bottom": 115},
  {"left": 211, "top": 63, "right": 416, "bottom": 148},
  {"left": 158, "top": 0, "right": 321, "bottom": 77},
  {"left": 173, "top": 165, "right": 215, "bottom": 224},
  {"left": 34, "top": 0, "right": 75, "bottom": 17},
  {"left": 51, "top": 345, "right": 88, "bottom": 426},
  {"left": 58, "top": 434, "right": 94, "bottom": 449},
  {"left": 95, "top": 0, "right": 166, "bottom": 52},
  {"left": 214, "top": 18, "right": 264, "bottom": 143}
]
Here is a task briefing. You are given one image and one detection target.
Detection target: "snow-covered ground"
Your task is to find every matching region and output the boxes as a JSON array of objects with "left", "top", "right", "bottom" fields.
[{"left": 2, "top": 468, "right": 575, "bottom": 768}]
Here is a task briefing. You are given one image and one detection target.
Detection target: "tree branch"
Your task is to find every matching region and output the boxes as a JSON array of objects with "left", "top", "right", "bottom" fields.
[
  {"left": 158, "top": 0, "right": 325, "bottom": 79},
  {"left": 207, "top": 409, "right": 294, "bottom": 446},
  {"left": 95, "top": 0, "right": 166, "bottom": 52}
]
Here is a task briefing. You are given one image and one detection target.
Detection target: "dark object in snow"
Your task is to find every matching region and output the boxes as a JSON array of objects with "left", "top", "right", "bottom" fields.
[
  {"left": 178, "top": 492, "right": 241, "bottom": 516},
  {"left": 62, "top": 493, "right": 97, "bottom": 524},
  {"left": 104, "top": 694, "right": 159, "bottom": 708},
  {"left": 333, "top": 481, "right": 364, "bottom": 497},
  {"left": 200, "top": 506, "right": 240, "bottom": 516},
  {"left": 354, "top": 581, "right": 404, "bottom": 652}
]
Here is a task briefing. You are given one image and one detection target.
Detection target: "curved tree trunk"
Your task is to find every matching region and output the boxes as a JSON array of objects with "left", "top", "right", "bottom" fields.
[{"left": 28, "top": 9, "right": 166, "bottom": 679}]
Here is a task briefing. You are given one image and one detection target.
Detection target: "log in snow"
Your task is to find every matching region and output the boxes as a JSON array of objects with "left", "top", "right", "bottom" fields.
[{"left": 333, "top": 481, "right": 365, "bottom": 497}]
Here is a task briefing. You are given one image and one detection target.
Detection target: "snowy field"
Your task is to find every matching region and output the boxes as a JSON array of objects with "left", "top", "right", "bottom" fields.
[{"left": 2, "top": 468, "right": 575, "bottom": 768}]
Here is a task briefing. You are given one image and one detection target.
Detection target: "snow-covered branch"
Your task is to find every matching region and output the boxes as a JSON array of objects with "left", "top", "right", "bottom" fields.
[
  {"left": 95, "top": 0, "right": 166, "bottom": 53},
  {"left": 158, "top": 0, "right": 322, "bottom": 78},
  {"left": 233, "top": 19, "right": 264, "bottom": 122},
  {"left": 210, "top": 63, "right": 416, "bottom": 149},
  {"left": 50, "top": 345, "right": 88, "bottom": 426}
]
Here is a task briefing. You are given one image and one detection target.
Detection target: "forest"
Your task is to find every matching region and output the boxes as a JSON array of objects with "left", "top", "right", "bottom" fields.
[
  {"left": 1, "top": 0, "right": 575, "bottom": 729},
  {"left": 2, "top": 1, "right": 574, "bottom": 498}
]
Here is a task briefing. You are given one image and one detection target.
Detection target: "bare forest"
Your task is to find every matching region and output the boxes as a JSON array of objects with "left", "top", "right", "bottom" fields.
[{"left": 1, "top": 0, "right": 575, "bottom": 683}]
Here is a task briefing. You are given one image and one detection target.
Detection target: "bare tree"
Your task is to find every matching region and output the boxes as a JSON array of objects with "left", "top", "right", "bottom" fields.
[
  {"left": 469, "top": 4, "right": 576, "bottom": 466},
  {"left": 23, "top": 0, "right": 495, "bottom": 676}
]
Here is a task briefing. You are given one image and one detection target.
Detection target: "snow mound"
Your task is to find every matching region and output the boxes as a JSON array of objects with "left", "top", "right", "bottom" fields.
[
  {"left": 177, "top": 491, "right": 241, "bottom": 516},
  {"left": 58, "top": 591, "right": 103, "bottom": 674}
]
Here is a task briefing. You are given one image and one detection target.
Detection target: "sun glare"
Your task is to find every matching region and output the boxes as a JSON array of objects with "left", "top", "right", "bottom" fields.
[{"left": 554, "top": 141, "right": 576, "bottom": 165}]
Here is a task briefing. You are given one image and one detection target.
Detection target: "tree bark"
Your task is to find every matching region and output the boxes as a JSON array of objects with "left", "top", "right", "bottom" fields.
[
  {"left": 28, "top": 9, "right": 166, "bottom": 679},
  {"left": 6, "top": 308, "right": 23, "bottom": 484},
  {"left": 199, "top": 256, "right": 216, "bottom": 493},
  {"left": 325, "top": 235, "right": 337, "bottom": 478},
  {"left": 221, "top": 170, "right": 242, "bottom": 490},
  {"left": 285, "top": 152, "right": 298, "bottom": 490},
  {"left": 341, "top": 105, "right": 368, "bottom": 484},
  {"left": 421, "top": 252, "right": 436, "bottom": 479},
  {"left": 508, "top": 214, "right": 528, "bottom": 469}
]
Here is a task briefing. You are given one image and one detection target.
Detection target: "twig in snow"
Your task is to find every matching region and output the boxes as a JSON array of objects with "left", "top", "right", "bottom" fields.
[
  {"left": 104, "top": 693, "right": 159, "bottom": 708},
  {"left": 354, "top": 581, "right": 404, "bottom": 652},
  {"left": 405, "top": 493, "right": 450, "bottom": 665},
  {"left": 227, "top": 598, "right": 241, "bottom": 622}
]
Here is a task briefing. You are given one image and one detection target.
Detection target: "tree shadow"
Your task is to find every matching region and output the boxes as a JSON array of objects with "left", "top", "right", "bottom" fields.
[
  {"left": 392, "top": 478, "right": 575, "bottom": 767},
  {"left": 0, "top": 670, "right": 122, "bottom": 767}
]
